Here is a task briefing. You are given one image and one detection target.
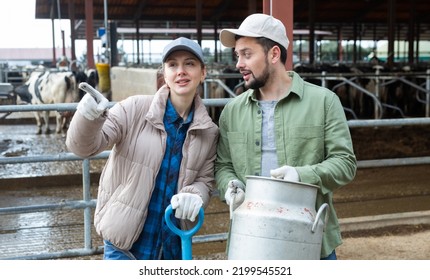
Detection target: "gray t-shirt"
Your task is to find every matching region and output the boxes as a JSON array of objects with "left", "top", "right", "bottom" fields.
[{"left": 259, "top": 100, "right": 278, "bottom": 177}]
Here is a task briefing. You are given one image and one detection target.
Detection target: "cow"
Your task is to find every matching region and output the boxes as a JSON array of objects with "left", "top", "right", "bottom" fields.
[
  {"left": 293, "top": 62, "right": 407, "bottom": 119},
  {"left": 24, "top": 69, "right": 88, "bottom": 134},
  {"left": 384, "top": 65, "right": 427, "bottom": 118},
  {"left": 294, "top": 62, "right": 362, "bottom": 119},
  {"left": 13, "top": 83, "right": 32, "bottom": 104},
  {"left": 85, "top": 68, "right": 99, "bottom": 97}
]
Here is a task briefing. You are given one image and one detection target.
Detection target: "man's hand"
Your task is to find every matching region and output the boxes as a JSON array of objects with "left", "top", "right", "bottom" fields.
[
  {"left": 270, "top": 165, "right": 300, "bottom": 182},
  {"left": 224, "top": 179, "right": 245, "bottom": 211}
]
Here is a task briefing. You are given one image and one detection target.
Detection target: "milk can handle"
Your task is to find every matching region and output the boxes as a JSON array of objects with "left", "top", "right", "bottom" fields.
[
  {"left": 229, "top": 194, "right": 236, "bottom": 219},
  {"left": 311, "top": 203, "right": 329, "bottom": 233}
]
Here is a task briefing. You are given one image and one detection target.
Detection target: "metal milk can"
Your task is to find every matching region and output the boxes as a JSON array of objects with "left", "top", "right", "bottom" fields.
[{"left": 227, "top": 175, "right": 329, "bottom": 260}]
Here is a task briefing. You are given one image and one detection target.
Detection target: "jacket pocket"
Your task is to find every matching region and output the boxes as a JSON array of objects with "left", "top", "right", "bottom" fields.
[
  {"left": 290, "top": 126, "right": 324, "bottom": 164},
  {"left": 228, "top": 132, "right": 248, "bottom": 174}
]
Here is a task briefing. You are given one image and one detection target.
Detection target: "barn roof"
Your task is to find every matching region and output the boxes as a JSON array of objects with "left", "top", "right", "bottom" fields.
[{"left": 34, "top": 0, "right": 430, "bottom": 41}]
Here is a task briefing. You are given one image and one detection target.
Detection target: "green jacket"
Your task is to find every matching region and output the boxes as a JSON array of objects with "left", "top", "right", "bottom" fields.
[{"left": 215, "top": 71, "right": 357, "bottom": 258}]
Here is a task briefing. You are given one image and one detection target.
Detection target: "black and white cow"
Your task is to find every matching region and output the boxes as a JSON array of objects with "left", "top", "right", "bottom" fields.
[
  {"left": 25, "top": 70, "right": 88, "bottom": 134},
  {"left": 14, "top": 69, "right": 97, "bottom": 134}
]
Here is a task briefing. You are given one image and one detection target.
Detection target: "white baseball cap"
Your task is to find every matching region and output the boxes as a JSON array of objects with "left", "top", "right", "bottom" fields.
[{"left": 220, "top": 13, "right": 289, "bottom": 50}]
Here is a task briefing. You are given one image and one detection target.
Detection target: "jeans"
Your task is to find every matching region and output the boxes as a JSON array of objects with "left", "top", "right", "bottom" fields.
[
  {"left": 103, "top": 239, "right": 337, "bottom": 260},
  {"left": 321, "top": 250, "right": 337, "bottom": 260},
  {"left": 103, "top": 240, "right": 136, "bottom": 260}
]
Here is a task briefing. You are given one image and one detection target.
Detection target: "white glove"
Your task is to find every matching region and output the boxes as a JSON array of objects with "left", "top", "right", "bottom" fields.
[
  {"left": 77, "top": 93, "right": 109, "bottom": 121},
  {"left": 270, "top": 165, "right": 300, "bottom": 182},
  {"left": 224, "top": 179, "right": 245, "bottom": 211},
  {"left": 170, "top": 193, "right": 203, "bottom": 222}
]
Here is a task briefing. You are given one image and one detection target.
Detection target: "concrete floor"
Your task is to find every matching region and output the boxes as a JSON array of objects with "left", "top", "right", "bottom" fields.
[{"left": 1, "top": 122, "right": 430, "bottom": 260}]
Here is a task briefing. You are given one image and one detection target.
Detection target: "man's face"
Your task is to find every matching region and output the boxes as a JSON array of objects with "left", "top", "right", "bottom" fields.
[{"left": 234, "top": 37, "right": 270, "bottom": 90}]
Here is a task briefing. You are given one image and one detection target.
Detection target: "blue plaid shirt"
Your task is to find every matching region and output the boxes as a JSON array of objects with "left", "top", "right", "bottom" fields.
[{"left": 129, "top": 98, "right": 194, "bottom": 260}]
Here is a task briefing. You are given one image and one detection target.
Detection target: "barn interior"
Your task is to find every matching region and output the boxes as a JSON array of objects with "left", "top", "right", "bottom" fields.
[
  {"left": 33, "top": 0, "right": 430, "bottom": 69},
  {"left": 2, "top": 1, "right": 430, "bottom": 264}
]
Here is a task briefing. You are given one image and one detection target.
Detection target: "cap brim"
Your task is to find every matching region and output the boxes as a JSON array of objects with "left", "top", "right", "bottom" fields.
[
  {"left": 163, "top": 46, "right": 203, "bottom": 63},
  {"left": 220, "top": 29, "right": 263, "bottom": 48}
]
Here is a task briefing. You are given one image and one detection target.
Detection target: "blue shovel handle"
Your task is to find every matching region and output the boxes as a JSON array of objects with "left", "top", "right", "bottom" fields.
[{"left": 164, "top": 204, "right": 204, "bottom": 260}]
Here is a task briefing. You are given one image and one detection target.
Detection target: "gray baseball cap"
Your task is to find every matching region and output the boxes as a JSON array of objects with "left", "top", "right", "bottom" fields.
[
  {"left": 161, "top": 37, "right": 205, "bottom": 64},
  {"left": 220, "top": 13, "right": 289, "bottom": 50}
]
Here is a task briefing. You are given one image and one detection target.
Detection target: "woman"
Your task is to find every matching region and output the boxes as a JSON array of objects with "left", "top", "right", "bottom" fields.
[{"left": 66, "top": 37, "right": 219, "bottom": 260}]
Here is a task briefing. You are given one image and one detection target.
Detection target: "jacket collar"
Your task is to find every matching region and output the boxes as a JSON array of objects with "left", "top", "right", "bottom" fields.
[
  {"left": 287, "top": 71, "right": 305, "bottom": 100},
  {"left": 146, "top": 85, "right": 214, "bottom": 130}
]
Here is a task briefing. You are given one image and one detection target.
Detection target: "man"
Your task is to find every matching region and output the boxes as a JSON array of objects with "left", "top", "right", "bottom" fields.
[{"left": 215, "top": 13, "right": 357, "bottom": 260}]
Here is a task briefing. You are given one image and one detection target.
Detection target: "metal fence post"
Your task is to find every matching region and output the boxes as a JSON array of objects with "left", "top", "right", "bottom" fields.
[
  {"left": 321, "top": 71, "right": 327, "bottom": 88},
  {"left": 426, "top": 69, "right": 430, "bottom": 117},
  {"left": 374, "top": 66, "right": 381, "bottom": 119},
  {"left": 82, "top": 158, "right": 93, "bottom": 250}
]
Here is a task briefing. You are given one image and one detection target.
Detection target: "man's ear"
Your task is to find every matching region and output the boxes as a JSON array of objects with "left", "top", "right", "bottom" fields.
[{"left": 270, "top": 46, "right": 281, "bottom": 63}]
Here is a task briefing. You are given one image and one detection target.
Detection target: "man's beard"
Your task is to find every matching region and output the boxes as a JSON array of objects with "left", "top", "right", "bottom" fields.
[{"left": 245, "top": 62, "right": 270, "bottom": 90}]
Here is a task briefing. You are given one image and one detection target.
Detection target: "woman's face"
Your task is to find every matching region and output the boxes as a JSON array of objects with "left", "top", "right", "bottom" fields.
[{"left": 163, "top": 50, "right": 206, "bottom": 97}]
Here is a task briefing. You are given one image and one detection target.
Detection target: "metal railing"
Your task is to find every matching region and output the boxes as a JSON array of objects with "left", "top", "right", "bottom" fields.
[
  {"left": 1, "top": 100, "right": 430, "bottom": 259},
  {"left": 303, "top": 69, "right": 430, "bottom": 119},
  {"left": 205, "top": 69, "right": 430, "bottom": 119}
]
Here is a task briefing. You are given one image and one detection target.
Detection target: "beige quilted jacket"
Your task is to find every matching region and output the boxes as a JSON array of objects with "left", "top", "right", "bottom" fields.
[{"left": 66, "top": 85, "right": 219, "bottom": 250}]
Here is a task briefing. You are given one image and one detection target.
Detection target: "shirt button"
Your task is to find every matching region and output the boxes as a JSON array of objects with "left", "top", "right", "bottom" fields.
[
  {"left": 257, "top": 110, "right": 261, "bottom": 114},
  {"left": 255, "top": 141, "right": 260, "bottom": 146}
]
